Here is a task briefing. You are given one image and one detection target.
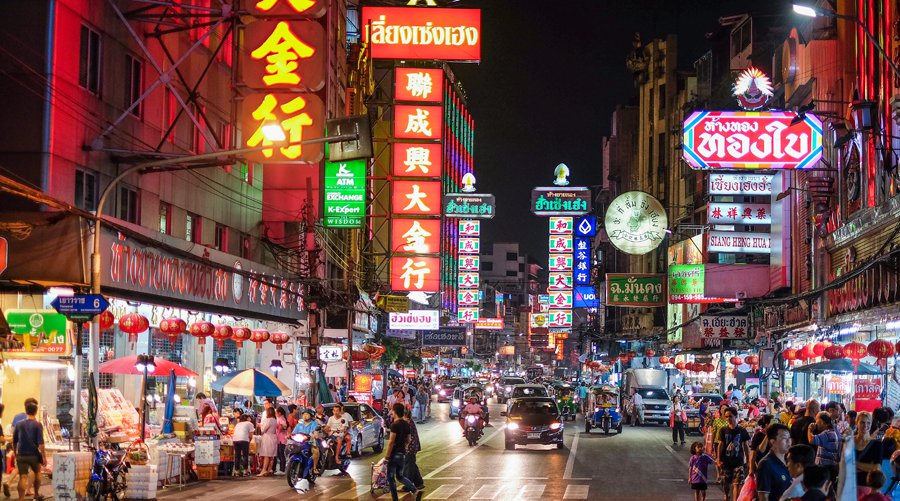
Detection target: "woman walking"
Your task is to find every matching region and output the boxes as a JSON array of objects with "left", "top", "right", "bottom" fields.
[
  {"left": 274, "top": 407, "right": 289, "bottom": 474},
  {"left": 257, "top": 407, "right": 278, "bottom": 476},
  {"left": 671, "top": 395, "right": 687, "bottom": 447}
]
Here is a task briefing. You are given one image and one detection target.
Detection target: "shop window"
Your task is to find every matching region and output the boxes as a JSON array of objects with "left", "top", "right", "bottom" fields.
[
  {"left": 74, "top": 169, "right": 98, "bottom": 212},
  {"left": 164, "top": 88, "right": 177, "bottom": 144},
  {"left": 506, "top": 252, "right": 517, "bottom": 261},
  {"left": 125, "top": 54, "right": 143, "bottom": 117},
  {"left": 482, "top": 262, "right": 493, "bottom": 272},
  {"left": 506, "top": 270, "right": 517, "bottom": 277},
  {"left": 79, "top": 25, "right": 102, "bottom": 95},
  {"left": 241, "top": 233, "right": 252, "bottom": 259},
  {"left": 215, "top": 223, "right": 228, "bottom": 252},
  {"left": 159, "top": 202, "right": 172, "bottom": 235},
  {"left": 118, "top": 186, "right": 140, "bottom": 224},
  {"left": 187, "top": 213, "right": 202, "bottom": 243}
]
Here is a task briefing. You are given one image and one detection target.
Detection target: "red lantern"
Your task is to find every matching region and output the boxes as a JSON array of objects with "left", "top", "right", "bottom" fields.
[
  {"left": 231, "top": 327, "right": 252, "bottom": 353},
  {"left": 212, "top": 325, "right": 233, "bottom": 347},
  {"left": 118, "top": 313, "right": 149, "bottom": 348},
  {"left": 659, "top": 356, "right": 670, "bottom": 364},
  {"left": 823, "top": 345, "right": 844, "bottom": 360},
  {"left": 190, "top": 321, "right": 215, "bottom": 352},
  {"left": 799, "top": 344, "right": 817, "bottom": 360},
  {"left": 745, "top": 355, "right": 759, "bottom": 366},
  {"left": 158, "top": 318, "right": 186, "bottom": 344},
  {"left": 751, "top": 365, "right": 759, "bottom": 372},
  {"left": 704, "top": 363, "right": 715, "bottom": 373},
  {"left": 729, "top": 356, "right": 743, "bottom": 366},
  {"left": 782, "top": 348, "right": 798, "bottom": 362},
  {"left": 868, "top": 339, "right": 895, "bottom": 359},
  {"left": 250, "top": 330, "right": 270, "bottom": 349},
  {"left": 644, "top": 349, "right": 656, "bottom": 358},
  {"left": 684, "top": 362, "right": 695, "bottom": 372},
  {"left": 813, "top": 341, "right": 832, "bottom": 357},
  {"left": 675, "top": 362, "right": 685, "bottom": 370},
  {"left": 98, "top": 310, "right": 115, "bottom": 330},
  {"left": 269, "top": 331, "right": 290, "bottom": 352},
  {"left": 844, "top": 342, "right": 868, "bottom": 367}
]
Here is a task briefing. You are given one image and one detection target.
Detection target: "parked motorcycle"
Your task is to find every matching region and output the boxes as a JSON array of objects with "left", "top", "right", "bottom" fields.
[
  {"left": 285, "top": 432, "right": 317, "bottom": 488},
  {"left": 464, "top": 414, "right": 484, "bottom": 446},
  {"left": 87, "top": 449, "right": 129, "bottom": 501}
]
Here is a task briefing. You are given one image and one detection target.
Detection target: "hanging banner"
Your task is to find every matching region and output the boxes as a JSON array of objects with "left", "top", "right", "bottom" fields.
[
  {"left": 457, "top": 289, "right": 479, "bottom": 306},
  {"left": 708, "top": 173, "right": 774, "bottom": 195},
  {"left": 458, "top": 255, "right": 480, "bottom": 271},
  {"left": 550, "top": 291, "right": 573, "bottom": 309},
  {"left": 362, "top": 7, "right": 482, "bottom": 62},
  {"left": 708, "top": 203, "right": 772, "bottom": 225},
  {"left": 548, "top": 273, "right": 573, "bottom": 291},
  {"left": 606, "top": 274, "right": 665, "bottom": 307},
  {"left": 548, "top": 254, "right": 573, "bottom": 272},
  {"left": 458, "top": 237, "right": 480, "bottom": 254},
  {"left": 548, "top": 310, "right": 573, "bottom": 328},
  {"left": 549, "top": 235, "right": 574, "bottom": 253},
  {"left": 458, "top": 307, "right": 479, "bottom": 323},
  {"left": 682, "top": 111, "right": 823, "bottom": 170}
]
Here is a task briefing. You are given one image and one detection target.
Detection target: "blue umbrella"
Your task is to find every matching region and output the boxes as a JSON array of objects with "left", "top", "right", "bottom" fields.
[
  {"left": 162, "top": 369, "right": 176, "bottom": 434},
  {"left": 211, "top": 368, "right": 291, "bottom": 397}
]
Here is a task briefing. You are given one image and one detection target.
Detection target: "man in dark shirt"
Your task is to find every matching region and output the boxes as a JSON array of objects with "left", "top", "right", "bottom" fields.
[
  {"left": 756, "top": 423, "right": 792, "bottom": 501},
  {"left": 799, "top": 465, "right": 832, "bottom": 501},
  {"left": 385, "top": 404, "right": 420, "bottom": 500},
  {"left": 12, "top": 401, "right": 43, "bottom": 501},
  {"left": 790, "top": 400, "right": 821, "bottom": 447},
  {"left": 717, "top": 407, "right": 751, "bottom": 501}
]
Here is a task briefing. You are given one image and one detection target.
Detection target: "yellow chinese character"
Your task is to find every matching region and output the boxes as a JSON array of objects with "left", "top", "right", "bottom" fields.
[
  {"left": 256, "top": 0, "right": 317, "bottom": 13},
  {"left": 250, "top": 21, "right": 315, "bottom": 86},
  {"left": 403, "top": 184, "right": 431, "bottom": 212},
  {"left": 404, "top": 146, "right": 432, "bottom": 174},
  {"left": 405, "top": 72, "right": 433, "bottom": 99},
  {"left": 404, "top": 108, "right": 432, "bottom": 137},
  {"left": 246, "top": 94, "right": 313, "bottom": 159},
  {"left": 401, "top": 221, "right": 433, "bottom": 253}
]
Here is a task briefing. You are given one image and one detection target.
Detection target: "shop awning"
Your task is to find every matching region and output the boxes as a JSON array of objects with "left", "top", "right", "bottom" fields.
[{"left": 791, "top": 358, "right": 882, "bottom": 375}]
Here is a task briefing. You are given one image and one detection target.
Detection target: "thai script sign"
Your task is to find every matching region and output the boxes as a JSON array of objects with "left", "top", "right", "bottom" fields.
[
  {"left": 827, "top": 376, "right": 849, "bottom": 394},
  {"left": 668, "top": 264, "right": 728, "bottom": 304},
  {"left": 606, "top": 274, "right": 665, "bottom": 307},
  {"left": 605, "top": 191, "right": 667, "bottom": 255},
  {"left": 362, "top": 7, "right": 481, "bottom": 61},
  {"left": 395, "top": 67, "right": 443, "bottom": 102},
  {"left": 682, "top": 111, "right": 823, "bottom": 170},
  {"left": 423, "top": 327, "right": 468, "bottom": 346},
  {"left": 388, "top": 309, "right": 440, "bottom": 330},
  {"left": 442, "top": 193, "right": 496, "bottom": 218},
  {"left": 708, "top": 231, "right": 772, "bottom": 254},
  {"left": 530, "top": 188, "right": 591, "bottom": 216},
  {"left": 475, "top": 318, "right": 504, "bottom": 330},
  {"left": 708, "top": 203, "right": 771, "bottom": 225},
  {"left": 323, "top": 159, "right": 366, "bottom": 228},
  {"left": 708, "top": 173, "right": 774, "bottom": 195},
  {"left": 856, "top": 378, "right": 882, "bottom": 400},
  {"left": 698, "top": 315, "right": 749, "bottom": 339},
  {"left": 4, "top": 310, "right": 72, "bottom": 357}
]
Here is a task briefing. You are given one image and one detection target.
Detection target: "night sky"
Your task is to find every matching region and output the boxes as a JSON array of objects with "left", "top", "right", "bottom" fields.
[{"left": 451, "top": 0, "right": 778, "bottom": 263}]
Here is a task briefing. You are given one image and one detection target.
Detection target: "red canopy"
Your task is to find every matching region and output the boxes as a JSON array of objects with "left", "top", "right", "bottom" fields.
[{"left": 99, "top": 356, "right": 198, "bottom": 377}]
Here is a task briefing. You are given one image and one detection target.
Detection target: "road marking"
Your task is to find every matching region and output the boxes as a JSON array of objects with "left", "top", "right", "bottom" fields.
[
  {"left": 563, "top": 431, "right": 580, "bottom": 479},
  {"left": 513, "top": 483, "right": 546, "bottom": 499},
  {"left": 563, "top": 484, "right": 590, "bottom": 500},
  {"left": 475, "top": 476, "right": 548, "bottom": 480},
  {"left": 470, "top": 484, "right": 505, "bottom": 500},
  {"left": 331, "top": 484, "right": 373, "bottom": 499},
  {"left": 659, "top": 478, "right": 686, "bottom": 482},
  {"left": 427, "top": 477, "right": 463, "bottom": 480},
  {"left": 423, "top": 425, "right": 506, "bottom": 480},
  {"left": 664, "top": 445, "right": 675, "bottom": 453},
  {"left": 423, "top": 484, "right": 464, "bottom": 499}
]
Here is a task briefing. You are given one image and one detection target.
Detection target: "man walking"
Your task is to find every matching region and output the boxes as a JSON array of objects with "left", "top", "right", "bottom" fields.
[
  {"left": 755, "top": 423, "right": 792, "bottom": 501},
  {"left": 404, "top": 415, "right": 425, "bottom": 494},
  {"left": 716, "top": 406, "right": 750, "bottom": 501},
  {"left": 631, "top": 388, "right": 644, "bottom": 427},
  {"left": 12, "top": 400, "right": 44, "bottom": 501}
]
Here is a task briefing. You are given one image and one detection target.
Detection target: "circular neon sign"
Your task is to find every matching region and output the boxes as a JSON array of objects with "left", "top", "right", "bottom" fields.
[{"left": 604, "top": 191, "right": 668, "bottom": 255}]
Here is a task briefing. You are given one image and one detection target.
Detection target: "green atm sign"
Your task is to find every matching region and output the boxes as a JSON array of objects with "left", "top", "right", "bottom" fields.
[{"left": 324, "top": 159, "right": 366, "bottom": 228}]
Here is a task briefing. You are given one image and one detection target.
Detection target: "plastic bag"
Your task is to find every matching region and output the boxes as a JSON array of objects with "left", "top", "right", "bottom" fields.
[{"left": 735, "top": 474, "right": 757, "bottom": 501}]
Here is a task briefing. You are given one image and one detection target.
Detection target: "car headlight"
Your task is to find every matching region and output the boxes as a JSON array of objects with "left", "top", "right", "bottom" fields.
[
  {"left": 507, "top": 422, "right": 519, "bottom": 430},
  {"left": 549, "top": 422, "right": 562, "bottom": 430},
  {"left": 505, "top": 386, "right": 512, "bottom": 391},
  {"left": 452, "top": 399, "right": 461, "bottom": 407},
  {"left": 290, "top": 433, "right": 309, "bottom": 443}
]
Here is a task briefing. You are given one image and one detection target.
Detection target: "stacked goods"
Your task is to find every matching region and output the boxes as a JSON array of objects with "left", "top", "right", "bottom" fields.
[
  {"left": 80, "top": 389, "right": 141, "bottom": 442},
  {"left": 196, "top": 464, "right": 218, "bottom": 480},
  {"left": 52, "top": 452, "right": 92, "bottom": 500},
  {"left": 172, "top": 405, "right": 196, "bottom": 440},
  {"left": 124, "top": 464, "right": 158, "bottom": 499},
  {"left": 194, "top": 438, "right": 221, "bottom": 465}
]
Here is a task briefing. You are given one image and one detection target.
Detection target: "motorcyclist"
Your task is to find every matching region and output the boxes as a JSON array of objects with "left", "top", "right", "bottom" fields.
[
  {"left": 459, "top": 395, "right": 485, "bottom": 436},
  {"left": 291, "top": 409, "right": 320, "bottom": 474},
  {"left": 325, "top": 403, "right": 353, "bottom": 459}
]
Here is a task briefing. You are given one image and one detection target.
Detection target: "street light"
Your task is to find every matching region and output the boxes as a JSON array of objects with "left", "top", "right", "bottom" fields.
[
  {"left": 792, "top": 3, "right": 900, "bottom": 78},
  {"left": 79, "top": 125, "right": 362, "bottom": 450}
]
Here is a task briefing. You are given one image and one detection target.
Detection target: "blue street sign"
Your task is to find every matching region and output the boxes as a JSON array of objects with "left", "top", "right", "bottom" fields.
[
  {"left": 574, "top": 215, "right": 597, "bottom": 237},
  {"left": 51, "top": 294, "right": 110, "bottom": 316},
  {"left": 574, "top": 237, "right": 591, "bottom": 285}
]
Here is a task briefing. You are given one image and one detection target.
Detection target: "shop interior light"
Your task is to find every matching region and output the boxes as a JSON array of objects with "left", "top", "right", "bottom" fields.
[
  {"left": 214, "top": 357, "right": 231, "bottom": 374},
  {"left": 188, "top": 376, "right": 197, "bottom": 388},
  {"left": 270, "top": 359, "right": 284, "bottom": 374},
  {"left": 6, "top": 359, "right": 69, "bottom": 372},
  {"left": 839, "top": 326, "right": 860, "bottom": 335},
  {"left": 134, "top": 354, "right": 156, "bottom": 373},
  {"left": 887, "top": 319, "right": 900, "bottom": 330},
  {"left": 173, "top": 394, "right": 182, "bottom": 404}
]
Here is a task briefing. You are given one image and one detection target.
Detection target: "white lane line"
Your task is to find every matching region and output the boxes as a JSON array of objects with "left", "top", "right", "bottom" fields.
[
  {"left": 563, "top": 484, "right": 590, "bottom": 500},
  {"left": 514, "top": 483, "right": 546, "bottom": 499},
  {"left": 470, "top": 484, "right": 505, "bottom": 500},
  {"left": 659, "top": 478, "right": 686, "bottom": 482},
  {"left": 563, "top": 431, "right": 580, "bottom": 480},
  {"left": 664, "top": 445, "right": 676, "bottom": 454},
  {"left": 423, "top": 484, "right": 464, "bottom": 499},
  {"left": 427, "top": 477, "right": 463, "bottom": 480},
  {"left": 423, "top": 425, "right": 506, "bottom": 480},
  {"left": 475, "top": 476, "right": 548, "bottom": 480},
  {"left": 331, "top": 484, "right": 373, "bottom": 499}
]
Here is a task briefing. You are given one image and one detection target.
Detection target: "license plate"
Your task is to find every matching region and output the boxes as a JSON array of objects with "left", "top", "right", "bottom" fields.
[{"left": 527, "top": 432, "right": 541, "bottom": 439}]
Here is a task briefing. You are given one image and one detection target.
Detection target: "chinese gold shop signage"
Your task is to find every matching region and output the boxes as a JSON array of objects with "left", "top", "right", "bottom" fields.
[
  {"left": 241, "top": 5, "right": 328, "bottom": 163},
  {"left": 606, "top": 274, "right": 665, "bottom": 307},
  {"left": 605, "top": 191, "right": 667, "bottom": 255},
  {"left": 102, "top": 232, "right": 305, "bottom": 320},
  {"left": 362, "top": 7, "right": 481, "bottom": 61}
]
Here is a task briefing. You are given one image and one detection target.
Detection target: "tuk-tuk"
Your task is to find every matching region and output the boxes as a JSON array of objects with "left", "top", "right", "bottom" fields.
[
  {"left": 551, "top": 383, "right": 578, "bottom": 421},
  {"left": 585, "top": 384, "right": 622, "bottom": 434}
]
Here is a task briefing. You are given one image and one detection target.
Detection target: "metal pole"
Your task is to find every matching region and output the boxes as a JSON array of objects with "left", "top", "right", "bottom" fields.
[{"left": 72, "top": 323, "right": 83, "bottom": 451}]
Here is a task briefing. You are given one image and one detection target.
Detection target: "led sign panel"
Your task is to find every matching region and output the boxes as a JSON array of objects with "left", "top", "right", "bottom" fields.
[
  {"left": 391, "top": 219, "right": 441, "bottom": 254},
  {"left": 395, "top": 67, "right": 444, "bottom": 102},
  {"left": 393, "top": 142, "right": 442, "bottom": 177},
  {"left": 394, "top": 105, "right": 444, "bottom": 140},
  {"left": 392, "top": 181, "right": 442, "bottom": 215},
  {"left": 362, "top": 7, "right": 482, "bottom": 61},
  {"left": 390, "top": 257, "right": 440, "bottom": 292}
]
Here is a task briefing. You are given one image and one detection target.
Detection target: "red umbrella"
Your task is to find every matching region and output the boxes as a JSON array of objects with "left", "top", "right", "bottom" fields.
[{"left": 99, "top": 355, "right": 198, "bottom": 377}]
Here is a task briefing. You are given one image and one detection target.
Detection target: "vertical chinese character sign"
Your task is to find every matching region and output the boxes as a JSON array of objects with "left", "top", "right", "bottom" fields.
[{"left": 457, "top": 219, "right": 480, "bottom": 323}]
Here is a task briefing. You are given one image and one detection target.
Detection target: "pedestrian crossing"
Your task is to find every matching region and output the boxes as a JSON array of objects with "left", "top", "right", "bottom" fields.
[{"left": 317, "top": 481, "right": 592, "bottom": 500}]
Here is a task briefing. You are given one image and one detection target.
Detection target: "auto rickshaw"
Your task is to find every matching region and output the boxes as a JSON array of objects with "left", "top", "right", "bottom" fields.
[
  {"left": 555, "top": 386, "right": 578, "bottom": 421},
  {"left": 585, "top": 384, "right": 622, "bottom": 434}
]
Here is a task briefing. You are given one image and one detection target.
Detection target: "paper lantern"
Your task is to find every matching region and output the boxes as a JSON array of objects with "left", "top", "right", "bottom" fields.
[
  {"left": 119, "top": 313, "right": 149, "bottom": 348},
  {"left": 659, "top": 356, "right": 670, "bottom": 364},
  {"left": 158, "top": 318, "right": 186, "bottom": 344},
  {"left": 269, "top": 331, "right": 290, "bottom": 352},
  {"left": 799, "top": 344, "right": 817, "bottom": 360},
  {"left": 782, "top": 348, "right": 798, "bottom": 362},
  {"left": 250, "top": 329, "right": 270, "bottom": 349},
  {"left": 823, "top": 345, "right": 844, "bottom": 360},
  {"left": 98, "top": 310, "right": 115, "bottom": 330},
  {"left": 231, "top": 327, "right": 252, "bottom": 353},
  {"left": 190, "top": 321, "right": 215, "bottom": 352},
  {"left": 704, "top": 363, "right": 715, "bottom": 373},
  {"left": 684, "top": 362, "right": 695, "bottom": 372},
  {"left": 729, "top": 356, "right": 743, "bottom": 366},
  {"left": 675, "top": 362, "right": 685, "bottom": 370},
  {"left": 813, "top": 341, "right": 832, "bottom": 357},
  {"left": 868, "top": 339, "right": 894, "bottom": 359},
  {"left": 212, "top": 325, "right": 233, "bottom": 347},
  {"left": 844, "top": 342, "right": 868, "bottom": 368},
  {"left": 744, "top": 355, "right": 759, "bottom": 366},
  {"left": 644, "top": 349, "right": 656, "bottom": 357}
]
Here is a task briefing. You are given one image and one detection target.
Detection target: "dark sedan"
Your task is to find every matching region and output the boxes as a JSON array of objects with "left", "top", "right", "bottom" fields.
[{"left": 501, "top": 397, "right": 565, "bottom": 450}]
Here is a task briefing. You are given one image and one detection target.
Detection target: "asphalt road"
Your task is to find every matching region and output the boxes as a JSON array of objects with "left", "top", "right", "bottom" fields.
[{"left": 157, "top": 399, "right": 707, "bottom": 500}]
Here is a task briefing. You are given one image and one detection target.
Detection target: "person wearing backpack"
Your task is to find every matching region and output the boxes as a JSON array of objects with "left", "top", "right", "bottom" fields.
[{"left": 716, "top": 406, "right": 751, "bottom": 501}]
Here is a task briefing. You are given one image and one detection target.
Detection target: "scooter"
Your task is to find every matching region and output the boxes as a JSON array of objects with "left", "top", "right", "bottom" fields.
[
  {"left": 464, "top": 414, "right": 484, "bottom": 446},
  {"left": 285, "top": 432, "right": 317, "bottom": 488},
  {"left": 318, "top": 434, "right": 351, "bottom": 474},
  {"left": 87, "top": 449, "right": 129, "bottom": 501}
]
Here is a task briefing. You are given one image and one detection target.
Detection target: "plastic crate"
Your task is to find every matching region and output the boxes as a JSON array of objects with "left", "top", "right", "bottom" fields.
[{"left": 196, "top": 464, "right": 218, "bottom": 481}]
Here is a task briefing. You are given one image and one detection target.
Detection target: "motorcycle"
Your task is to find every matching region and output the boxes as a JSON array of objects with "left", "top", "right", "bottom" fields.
[
  {"left": 463, "top": 414, "right": 484, "bottom": 446},
  {"left": 318, "top": 434, "right": 351, "bottom": 474},
  {"left": 285, "top": 432, "right": 317, "bottom": 489},
  {"left": 87, "top": 449, "right": 129, "bottom": 501}
]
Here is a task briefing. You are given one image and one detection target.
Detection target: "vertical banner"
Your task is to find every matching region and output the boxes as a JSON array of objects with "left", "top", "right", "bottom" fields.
[{"left": 457, "top": 219, "right": 480, "bottom": 323}]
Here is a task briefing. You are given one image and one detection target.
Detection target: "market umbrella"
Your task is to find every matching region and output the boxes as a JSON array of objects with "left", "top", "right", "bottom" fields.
[
  {"left": 791, "top": 358, "right": 882, "bottom": 375},
  {"left": 87, "top": 370, "right": 98, "bottom": 440},
  {"left": 99, "top": 355, "right": 198, "bottom": 377},
  {"left": 162, "top": 369, "right": 176, "bottom": 434},
  {"left": 210, "top": 368, "right": 291, "bottom": 397},
  {"left": 317, "top": 370, "right": 333, "bottom": 404}
]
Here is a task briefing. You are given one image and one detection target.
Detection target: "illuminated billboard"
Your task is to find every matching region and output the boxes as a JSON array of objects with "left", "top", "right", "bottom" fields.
[{"left": 362, "top": 7, "right": 481, "bottom": 61}]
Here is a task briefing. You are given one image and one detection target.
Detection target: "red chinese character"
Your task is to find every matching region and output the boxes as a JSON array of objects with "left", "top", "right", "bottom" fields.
[
  {"left": 727, "top": 207, "right": 738, "bottom": 219},
  {"left": 719, "top": 327, "right": 730, "bottom": 338},
  {"left": 742, "top": 207, "right": 753, "bottom": 219},
  {"left": 703, "top": 327, "right": 714, "bottom": 338},
  {"left": 757, "top": 207, "right": 767, "bottom": 220},
  {"left": 711, "top": 207, "right": 722, "bottom": 219}
]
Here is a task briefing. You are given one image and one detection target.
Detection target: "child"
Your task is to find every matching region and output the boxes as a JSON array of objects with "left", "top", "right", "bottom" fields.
[
  {"left": 859, "top": 471, "right": 891, "bottom": 501},
  {"left": 688, "top": 441, "right": 715, "bottom": 501}
]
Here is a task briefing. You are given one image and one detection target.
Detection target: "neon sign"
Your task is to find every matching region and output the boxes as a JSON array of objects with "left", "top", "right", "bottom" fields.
[{"left": 362, "top": 7, "right": 481, "bottom": 61}]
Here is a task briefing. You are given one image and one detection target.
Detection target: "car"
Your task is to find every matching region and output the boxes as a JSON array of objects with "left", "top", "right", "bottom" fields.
[
  {"left": 506, "top": 384, "right": 551, "bottom": 412},
  {"left": 501, "top": 397, "right": 565, "bottom": 450},
  {"left": 634, "top": 387, "right": 672, "bottom": 424},
  {"left": 476, "top": 378, "right": 494, "bottom": 396},
  {"left": 449, "top": 384, "right": 491, "bottom": 423},
  {"left": 436, "top": 378, "right": 464, "bottom": 403},
  {"left": 321, "top": 402, "right": 385, "bottom": 457},
  {"left": 496, "top": 376, "right": 526, "bottom": 403}
]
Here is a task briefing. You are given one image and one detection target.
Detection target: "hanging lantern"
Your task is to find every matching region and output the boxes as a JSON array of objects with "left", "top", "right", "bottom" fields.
[
  {"left": 782, "top": 348, "right": 798, "bottom": 362},
  {"left": 250, "top": 329, "right": 270, "bottom": 350},
  {"left": 675, "top": 362, "right": 686, "bottom": 370},
  {"left": 98, "top": 310, "right": 115, "bottom": 330},
  {"left": 704, "top": 363, "right": 716, "bottom": 373},
  {"left": 158, "top": 318, "right": 186, "bottom": 344},
  {"left": 659, "top": 356, "right": 670, "bottom": 364},
  {"left": 231, "top": 327, "right": 252, "bottom": 353},
  {"left": 745, "top": 354, "right": 759, "bottom": 366},
  {"left": 843, "top": 342, "right": 868, "bottom": 368},
  {"left": 729, "top": 356, "right": 743, "bottom": 366},
  {"left": 868, "top": 339, "right": 894, "bottom": 367},
  {"left": 212, "top": 325, "right": 233, "bottom": 348},
  {"left": 800, "top": 344, "right": 817, "bottom": 360},
  {"left": 684, "top": 362, "right": 695, "bottom": 372},
  {"left": 823, "top": 345, "right": 844, "bottom": 360},
  {"left": 269, "top": 331, "right": 290, "bottom": 352},
  {"left": 644, "top": 349, "right": 656, "bottom": 358},
  {"left": 190, "top": 321, "right": 215, "bottom": 352},
  {"left": 813, "top": 341, "right": 832, "bottom": 357},
  {"left": 118, "top": 313, "right": 149, "bottom": 348}
]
